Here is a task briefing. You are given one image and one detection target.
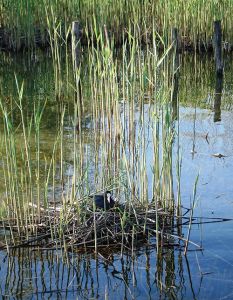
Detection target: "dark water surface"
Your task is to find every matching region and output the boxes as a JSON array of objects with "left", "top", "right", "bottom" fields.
[{"left": 0, "top": 52, "right": 233, "bottom": 299}]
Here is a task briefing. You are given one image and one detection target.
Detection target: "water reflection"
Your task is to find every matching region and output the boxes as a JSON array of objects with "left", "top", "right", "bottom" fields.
[
  {"left": 0, "top": 245, "right": 203, "bottom": 299},
  {"left": 214, "top": 73, "right": 223, "bottom": 122}
]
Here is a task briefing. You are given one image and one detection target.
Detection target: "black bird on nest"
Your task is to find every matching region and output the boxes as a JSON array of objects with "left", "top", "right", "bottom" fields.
[{"left": 93, "top": 191, "right": 116, "bottom": 210}]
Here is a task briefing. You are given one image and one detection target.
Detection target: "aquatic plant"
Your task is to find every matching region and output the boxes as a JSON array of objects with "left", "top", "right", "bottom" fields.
[
  {"left": 0, "top": 23, "right": 185, "bottom": 252},
  {"left": 1, "top": 0, "right": 233, "bottom": 50}
]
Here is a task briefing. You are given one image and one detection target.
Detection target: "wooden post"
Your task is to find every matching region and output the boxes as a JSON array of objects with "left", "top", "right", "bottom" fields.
[
  {"left": 171, "top": 28, "right": 180, "bottom": 121},
  {"left": 213, "top": 21, "right": 223, "bottom": 122},
  {"left": 213, "top": 21, "right": 223, "bottom": 76},
  {"left": 214, "top": 73, "right": 223, "bottom": 122},
  {"left": 172, "top": 28, "right": 179, "bottom": 74}
]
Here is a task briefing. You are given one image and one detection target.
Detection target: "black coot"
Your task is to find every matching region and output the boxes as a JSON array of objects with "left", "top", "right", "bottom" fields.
[{"left": 94, "top": 191, "right": 115, "bottom": 210}]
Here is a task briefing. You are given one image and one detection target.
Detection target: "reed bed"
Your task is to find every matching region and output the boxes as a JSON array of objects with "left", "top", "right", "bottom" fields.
[
  {"left": 0, "top": 21, "right": 232, "bottom": 255},
  {"left": 0, "top": 9, "right": 232, "bottom": 296},
  {"left": 1, "top": 0, "right": 233, "bottom": 51},
  {"left": 0, "top": 11, "right": 198, "bottom": 255}
]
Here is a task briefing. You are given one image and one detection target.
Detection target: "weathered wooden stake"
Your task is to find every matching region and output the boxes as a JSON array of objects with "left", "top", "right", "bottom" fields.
[
  {"left": 172, "top": 28, "right": 179, "bottom": 73},
  {"left": 213, "top": 20, "right": 223, "bottom": 76}
]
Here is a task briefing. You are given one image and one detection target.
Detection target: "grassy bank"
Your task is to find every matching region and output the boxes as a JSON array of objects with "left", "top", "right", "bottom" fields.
[{"left": 1, "top": 0, "right": 233, "bottom": 51}]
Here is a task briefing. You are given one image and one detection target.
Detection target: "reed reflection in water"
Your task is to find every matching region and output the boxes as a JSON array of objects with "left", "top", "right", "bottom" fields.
[{"left": 0, "top": 244, "right": 202, "bottom": 300}]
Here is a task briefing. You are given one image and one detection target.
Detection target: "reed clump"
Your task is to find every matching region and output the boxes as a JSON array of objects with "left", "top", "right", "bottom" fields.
[
  {"left": 1, "top": 0, "right": 233, "bottom": 51},
  {"left": 0, "top": 18, "right": 185, "bottom": 254},
  {"left": 1, "top": 23, "right": 231, "bottom": 255}
]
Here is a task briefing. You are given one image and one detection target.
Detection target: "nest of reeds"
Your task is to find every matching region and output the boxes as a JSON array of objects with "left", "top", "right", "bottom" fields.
[
  {"left": 1, "top": 200, "right": 230, "bottom": 253},
  {"left": 0, "top": 202, "right": 204, "bottom": 253}
]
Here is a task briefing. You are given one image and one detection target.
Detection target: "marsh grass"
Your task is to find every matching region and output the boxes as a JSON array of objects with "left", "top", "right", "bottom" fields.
[
  {"left": 0, "top": 21, "right": 189, "bottom": 253},
  {"left": 0, "top": 38, "right": 231, "bottom": 254},
  {"left": 1, "top": 1, "right": 233, "bottom": 50}
]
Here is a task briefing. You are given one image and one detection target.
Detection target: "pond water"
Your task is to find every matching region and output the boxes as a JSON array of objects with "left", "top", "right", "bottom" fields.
[{"left": 0, "top": 52, "right": 233, "bottom": 299}]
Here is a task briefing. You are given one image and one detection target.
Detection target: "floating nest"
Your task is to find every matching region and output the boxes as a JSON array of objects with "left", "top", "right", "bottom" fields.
[{"left": 0, "top": 202, "right": 230, "bottom": 253}]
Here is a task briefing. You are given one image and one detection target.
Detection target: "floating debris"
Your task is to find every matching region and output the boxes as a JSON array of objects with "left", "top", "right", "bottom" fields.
[
  {"left": 205, "top": 132, "right": 209, "bottom": 144},
  {"left": 212, "top": 153, "right": 227, "bottom": 158}
]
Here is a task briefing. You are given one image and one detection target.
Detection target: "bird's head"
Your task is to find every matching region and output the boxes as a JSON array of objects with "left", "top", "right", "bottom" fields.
[{"left": 105, "top": 191, "right": 112, "bottom": 203}]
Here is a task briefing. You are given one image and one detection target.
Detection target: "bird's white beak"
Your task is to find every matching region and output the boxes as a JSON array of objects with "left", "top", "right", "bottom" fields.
[{"left": 107, "top": 193, "right": 111, "bottom": 203}]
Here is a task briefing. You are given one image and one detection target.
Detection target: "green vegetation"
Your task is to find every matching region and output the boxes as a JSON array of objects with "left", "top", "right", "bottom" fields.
[
  {"left": 0, "top": 23, "right": 182, "bottom": 250},
  {"left": 2, "top": 0, "right": 230, "bottom": 252},
  {"left": 0, "top": 2, "right": 233, "bottom": 299},
  {"left": 1, "top": 0, "right": 233, "bottom": 50}
]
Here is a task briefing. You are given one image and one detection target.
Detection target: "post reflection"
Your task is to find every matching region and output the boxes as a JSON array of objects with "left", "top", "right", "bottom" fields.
[{"left": 214, "top": 73, "right": 223, "bottom": 122}]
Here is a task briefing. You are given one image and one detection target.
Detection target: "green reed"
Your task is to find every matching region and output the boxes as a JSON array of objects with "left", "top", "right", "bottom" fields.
[
  {"left": 1, "top": 0, "right": 233, "bottom": 50},
  {"left": 0, "top": 20, "right": 182, "bottom": 249}
]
